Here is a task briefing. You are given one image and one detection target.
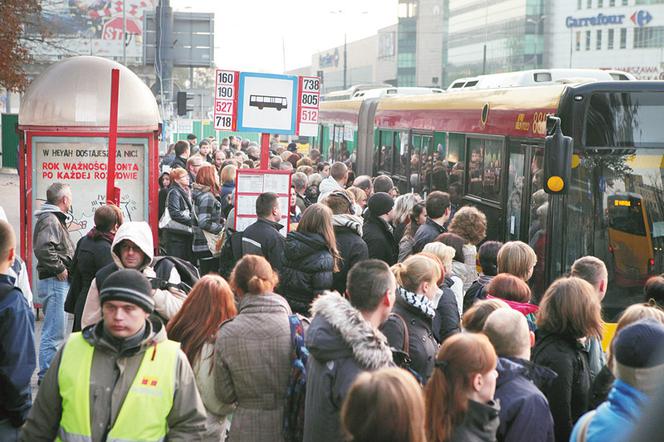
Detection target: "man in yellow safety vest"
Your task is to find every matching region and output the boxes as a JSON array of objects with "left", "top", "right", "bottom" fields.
[{"left": 21, "top": 268, "right": 206, "bottom": 441}]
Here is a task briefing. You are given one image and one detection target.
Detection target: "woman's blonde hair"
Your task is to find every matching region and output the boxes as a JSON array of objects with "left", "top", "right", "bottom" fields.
[
  {"left": 220, "top": 164, "right": 237, "bottom": 184},
  {"left": 497, "top": 241, "right": 537, "bottom": 280},
  {"left": 537, "top": 277, "right": 603, "bottom": 339},
  {"left": 297, "top": 203, "right": 342, "bottom": 272},
  {"left": 448, "top": 206, "right": 487, "bottom": 245},
  {"left": 230, "top": 255, "right": 279, "bottom": 296},
  {"left": 342, "top": 368, "right": 427, "bottom": 442},
  {"left": 606, "top": 301, "right": 664, "bottom": 369},
  {"left": 394, "top": 193, "right": 422, "bottom": 225},
  {"left": 423, "top": 242, "right": 456, "bottom": 274},
  {"left": 392, "top": 255, "right": 441, "bottom": 293}
]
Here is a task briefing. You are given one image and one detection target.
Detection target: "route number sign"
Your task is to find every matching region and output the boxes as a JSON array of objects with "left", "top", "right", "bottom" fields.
[
  {"left": 297, "top": 76, "right": 321, "bottom": 137},
  {"left": 214, "top": 70, "right": 239, "bottom": 131}
]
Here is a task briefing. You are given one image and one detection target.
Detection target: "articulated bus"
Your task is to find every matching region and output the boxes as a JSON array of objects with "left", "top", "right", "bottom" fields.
[{"left": 314, "top": 80, "right": 664, "bottom": 318}]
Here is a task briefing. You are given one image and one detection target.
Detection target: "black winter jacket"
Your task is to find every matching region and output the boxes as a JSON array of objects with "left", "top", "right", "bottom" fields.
[
  {"left": 532, "top": 330, "right": 592, "bottom": 442},
  {"left": 64, "top": 230, "right": 114, "bottom": 331},
  {"left": 495, "top": 357, "right": 556, "bottom": 442},
  {"left": 380, "top": 290, "right": 438, "bottom": 382},
  {"left": 170, "top": 155, "right": 187, "bottom": 170},
  {"left": 412, "top": 217, "right": 447, "bottom": 254},
  {"left": 433, "top": 278, "right": 461, "bottom": 344},
  {"left": 464, "top": 274, "right": 493, "bottom": 312},
  {"left": 332, "top": 224, "right": 368, "bottom": 295},
  {"left": 280, "top": 232, "right": 335, "bottom": 315},
  {"left": 241, "top": 218, "right": 285, "bottom": 272},
  {"left": 32, "top": 205, "right": 75, "bottom": 279},
  {"left": 166, "top": 185, "right": 194, "bottom": 235},
  {"left": 303, "top": 292, "right": 393, "bottom": 442},
  {"left": 448, "top": 400, "right": 500, "bottom": 442},
  {"left": 362, "top": 215, "right": 398, "bottom": 266}
]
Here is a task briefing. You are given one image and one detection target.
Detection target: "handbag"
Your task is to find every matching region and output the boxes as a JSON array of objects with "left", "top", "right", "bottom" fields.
[{"left": 160, "top": 190, "right": 193, "bottom": 235}]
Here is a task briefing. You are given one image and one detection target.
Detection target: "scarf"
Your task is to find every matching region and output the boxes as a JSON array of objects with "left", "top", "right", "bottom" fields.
[
  {"left": 86, "top": 227, "right": 115, "bottom": 243},
  {"left": 332, "top": 214, "right": 364, "bottom": 236},
  {"left": 399, "top": 287, "right": 436, "bottom": 319},
  {"left": 486, "top": 294, "right": 539, "bottom": 316}
]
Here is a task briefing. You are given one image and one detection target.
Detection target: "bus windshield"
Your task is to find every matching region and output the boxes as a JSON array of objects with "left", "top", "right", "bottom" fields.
[
  {"left": 607, "top": 196, "right": 647, "bottom": 236},
  {"left": 585, "top": 92, "right": 664, "bottom": 148}
]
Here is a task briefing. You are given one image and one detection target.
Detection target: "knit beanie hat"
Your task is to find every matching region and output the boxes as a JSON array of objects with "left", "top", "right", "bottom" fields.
[
  {"left": 368, "top": 192, "right": 394, "bottom": 217},
  {"left": 612, "top": 319, "right": 664, "bottom": 394},
  {"left": 100, "top": 269, "right": 154, "bottom": 313}
]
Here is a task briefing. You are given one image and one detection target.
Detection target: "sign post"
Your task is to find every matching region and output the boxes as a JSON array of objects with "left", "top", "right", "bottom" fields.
[{"left": 106, "top": 68, "right": 121, "bottom": 205}]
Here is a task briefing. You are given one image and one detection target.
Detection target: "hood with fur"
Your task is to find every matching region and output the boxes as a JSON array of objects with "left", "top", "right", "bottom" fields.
[
  {"left": 110, "top": 221, "right": 154, "bottom": 271},
  {"left": 307, "top": 291, "right": 393, "bottom": 370}
]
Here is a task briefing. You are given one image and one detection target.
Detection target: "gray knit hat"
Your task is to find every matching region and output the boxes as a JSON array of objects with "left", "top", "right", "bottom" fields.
[{"left": 100, "top": 269, "right": 154, "bottom": 313}]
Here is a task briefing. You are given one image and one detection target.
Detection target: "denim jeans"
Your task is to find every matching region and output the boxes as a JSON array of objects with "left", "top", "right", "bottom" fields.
[
  {"left": 0, "top": 418, "right": 20, "bottom": 442},
  {"left": 38, "top": 276, "right": 69, "bottom": 379}
]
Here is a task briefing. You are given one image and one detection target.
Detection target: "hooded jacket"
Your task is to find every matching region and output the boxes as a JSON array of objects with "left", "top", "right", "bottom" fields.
[
  {"left": 32, "top": 203, "right": 75, "bottom": 279},
  {"left": 303, "top": 292, "right": 393, "bottom": 442},
  {"left": 20, "top": 317, "right": 207, "bottom": 442},
  {"left": 380, "top": 288, "right": 438, "bottom": 382},
  {"left": 317, "top": 176, "right": 345, "bottom": 203},
  {"left": 331, "top": 214, "right": 368, "bottom": 295},
  {"left": 464, "top": 274, "right": 493, "bottom": 312},
  {"left": 494, "top": 357, "right": 556, "bottom": 442},
  {"left": 570, "top": 379, "right": 648, "bottom": 442},
  {"left": 280, "top": 231, "right": 335, "bottom": 315},
  {"left": 532, "top": 330, "right": 591, "bottom": 442},
  {"left": 81, "top": 222, "right": 184, "bottom": 328}
]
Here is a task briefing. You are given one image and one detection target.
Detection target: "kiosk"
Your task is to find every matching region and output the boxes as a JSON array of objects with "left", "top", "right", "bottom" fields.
[{"left": 18, "top": 56, "right": 160, "bottom": 287}]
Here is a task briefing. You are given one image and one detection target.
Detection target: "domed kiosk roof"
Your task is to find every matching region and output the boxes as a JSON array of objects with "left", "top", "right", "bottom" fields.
[{"left": 19, "top": 56, "right": 160, "bottom": 130}]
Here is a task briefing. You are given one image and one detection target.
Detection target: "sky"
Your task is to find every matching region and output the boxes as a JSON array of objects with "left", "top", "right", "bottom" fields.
[{"left": 172, "top": 0, "right": 399, "bottom": 73}]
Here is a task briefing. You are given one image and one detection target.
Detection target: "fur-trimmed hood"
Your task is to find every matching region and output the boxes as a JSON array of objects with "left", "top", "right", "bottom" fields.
[{"left": 307, "top": 291, "right": 393, "bottom": 370}]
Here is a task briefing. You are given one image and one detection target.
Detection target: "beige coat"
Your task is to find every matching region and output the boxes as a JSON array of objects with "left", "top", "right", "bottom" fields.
[{"left": 214, "top": 293, "right": 292, "bottom": 442}]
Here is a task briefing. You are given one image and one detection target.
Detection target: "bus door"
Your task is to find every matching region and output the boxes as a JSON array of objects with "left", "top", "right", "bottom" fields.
[
  {"left": 330, "top": 124, "right": 345, "bottom": 162},
  {"left": 463, "top": 136, "right": 505, "bottom": 241},
  {"left": 392, "top": 131, "right": 410, "bottom": 195},
  {"left": 410, "top": 132, "right": 434, "bottom": 195},
  {"left": 505, "top": 143, "right": 545, "bottom": 242}
]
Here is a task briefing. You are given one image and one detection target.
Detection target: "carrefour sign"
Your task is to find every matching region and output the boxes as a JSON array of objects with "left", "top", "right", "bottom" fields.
[{"left": 566, "top": 10, "right": 653, "bottom": 28}]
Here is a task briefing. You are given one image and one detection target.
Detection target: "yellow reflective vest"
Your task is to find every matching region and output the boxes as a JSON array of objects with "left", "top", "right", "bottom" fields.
[{"left": 56, "top": 332, "right": 179, "bottom": 442}]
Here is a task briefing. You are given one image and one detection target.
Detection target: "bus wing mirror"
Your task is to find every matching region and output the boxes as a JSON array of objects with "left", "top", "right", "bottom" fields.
[{"left": 543, "top": 116, "right": 574, "bottom": 195}]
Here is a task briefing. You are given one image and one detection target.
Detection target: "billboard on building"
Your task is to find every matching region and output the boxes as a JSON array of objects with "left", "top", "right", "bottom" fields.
[{"left": 32, "top": 0, "right": 156, "bottom": 62}]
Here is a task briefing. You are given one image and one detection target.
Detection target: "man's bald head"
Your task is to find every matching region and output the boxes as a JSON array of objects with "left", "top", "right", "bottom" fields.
[{"left": 483, "top": 308, "right": 531, "bottom": 359}]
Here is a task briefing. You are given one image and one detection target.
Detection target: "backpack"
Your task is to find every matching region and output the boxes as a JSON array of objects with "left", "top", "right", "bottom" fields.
[
  {"left": 283, "top": 314, "right": 309, "bottom": 442},
  {"left": 151, "top": 256, "right": 200, "bottom": 293}
]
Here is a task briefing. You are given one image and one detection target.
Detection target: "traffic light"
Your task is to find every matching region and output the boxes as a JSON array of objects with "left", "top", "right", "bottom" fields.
[
  {"left": 543, "top": 116, "right": 573, "bottom": 194},
  {"left": 176, "top": 91, "right": 194, "bottom": 116}
]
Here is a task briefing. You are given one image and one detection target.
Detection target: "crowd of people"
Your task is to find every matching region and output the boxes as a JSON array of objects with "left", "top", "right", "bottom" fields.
[{"left": 1, "top": 135, "right": 664, "bottom": 442}]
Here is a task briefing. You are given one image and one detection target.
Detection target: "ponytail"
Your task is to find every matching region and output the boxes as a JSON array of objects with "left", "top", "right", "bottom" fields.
[{"left": 230, "top": 255, "right": 279, "bottom": 295}]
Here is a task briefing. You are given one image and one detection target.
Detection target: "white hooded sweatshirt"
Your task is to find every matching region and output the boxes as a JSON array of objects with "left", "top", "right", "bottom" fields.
[{"left": 81, "top": 221, "right": 185, "bottom": 328}]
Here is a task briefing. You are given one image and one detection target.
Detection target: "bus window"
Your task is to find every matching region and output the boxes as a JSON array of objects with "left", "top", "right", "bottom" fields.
[
  {"left": 527, "top": 148, "right": 547, "bottom": 302},
  {"left": 395, "top": 131, "right": 409, "bottom": 178},
  {"left": 378, "top": 130, "right": 394, "bottom": 174},
  {"left": 506, "top": 147, "right": 526, "bottom": 241},
  {"left": 447, "top": 133, "right": 466, "bottom": 187},
  {"left": 465, "top": 138, "right": 503, "bottom": 201}
]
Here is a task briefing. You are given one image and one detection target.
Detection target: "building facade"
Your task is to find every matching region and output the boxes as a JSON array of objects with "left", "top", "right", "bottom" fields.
[
  {"left": 549, "top": 0, "right": 664, "bottom": 79},
  {"left": 445, "top": 0, "right": 546, "bottom": 85}
]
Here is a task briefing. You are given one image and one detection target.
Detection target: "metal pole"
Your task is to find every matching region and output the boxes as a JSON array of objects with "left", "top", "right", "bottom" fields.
[
  {"left": 343, "top": 33, "right": 348, "bottom": 89},
  {"left": 107, "top": 69, "right": 121, "bottom": 205},
  {"left": 569, "top": 29, "right": 573, "bottom": 68},
  {"left": 122, "top": 0, "right": 126, "bottom": 65}
]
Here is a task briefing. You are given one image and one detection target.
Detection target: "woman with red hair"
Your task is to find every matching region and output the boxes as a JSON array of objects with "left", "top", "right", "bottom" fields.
[
  {"left": 192, "top": 163, "right": 224, "bottom": 274},
  {"left": 425, "top": 333, "right": 499, "bottom": 442},
  {"left": 485, "top": 273, "right": 538, "bottom": 331},
  {"left": 167, "top": 274, "right": 238, "bottom": 441}
]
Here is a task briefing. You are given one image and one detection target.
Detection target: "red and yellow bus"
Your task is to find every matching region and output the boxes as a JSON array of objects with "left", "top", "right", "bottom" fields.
[{"left": 315, "top": 80, "right": 664, "bottom": 318}]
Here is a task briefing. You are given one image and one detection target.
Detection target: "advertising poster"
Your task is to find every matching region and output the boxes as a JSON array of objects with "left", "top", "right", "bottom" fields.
[{"left": 32, "top": 138, "right": 148, "bottom": 245}]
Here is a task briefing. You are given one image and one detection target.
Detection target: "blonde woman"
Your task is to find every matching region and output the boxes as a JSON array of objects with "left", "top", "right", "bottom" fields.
[
  {"left": 280, "top": 203, "right": 341, "bottom": 316},
  {"left": 380, "top": 255, "right": 441, "bottom": 382},
  {"left": 424, "top": 242, "right": 464, "bottom": 317}
]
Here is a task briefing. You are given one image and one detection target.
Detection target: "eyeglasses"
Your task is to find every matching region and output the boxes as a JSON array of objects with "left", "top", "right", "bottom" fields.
[{"left": 119, "top": 242, "right": 141, "bottom": 253}]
